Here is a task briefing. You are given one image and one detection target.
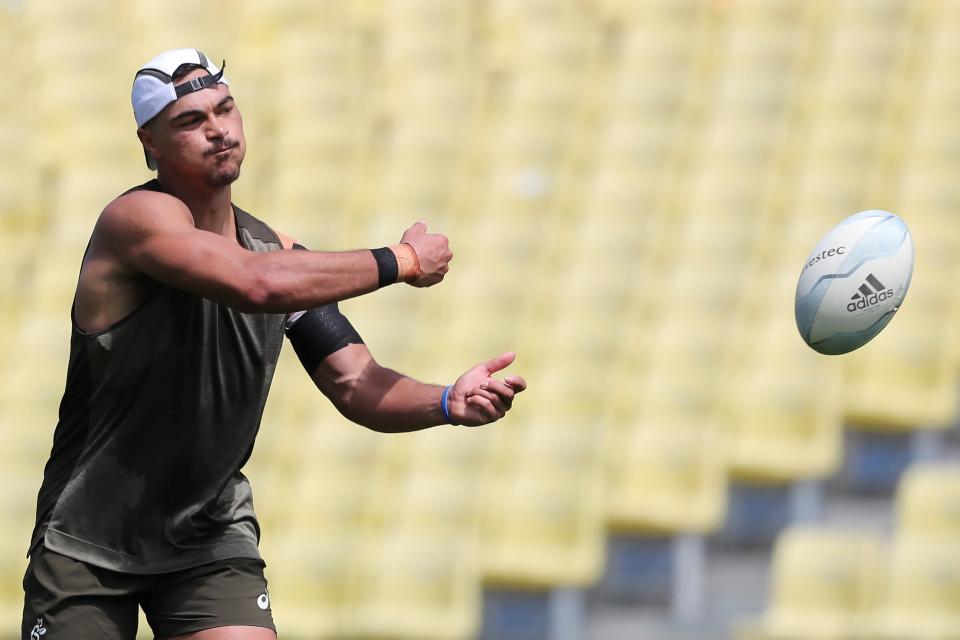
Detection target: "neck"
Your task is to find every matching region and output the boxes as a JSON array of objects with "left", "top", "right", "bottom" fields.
[{"left": 156, "top": 171, "right": 235, "bottom": 237}]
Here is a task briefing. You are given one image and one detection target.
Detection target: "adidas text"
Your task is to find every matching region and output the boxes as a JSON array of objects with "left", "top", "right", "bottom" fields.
[{"left": 847, "top": 288, "right": 894, "bottom": 312}]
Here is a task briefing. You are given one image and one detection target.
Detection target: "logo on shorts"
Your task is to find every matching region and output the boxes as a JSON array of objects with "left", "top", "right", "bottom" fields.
[
  {"left": 257, "top": 589, "right": 270, "bottom": 610},
  {"left": 30, "top": 618, "right": 47, "bottom": 640}
]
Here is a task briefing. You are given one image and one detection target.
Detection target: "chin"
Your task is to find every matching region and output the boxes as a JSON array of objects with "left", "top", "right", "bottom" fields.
[{"left": 208, "top": 163, "right": 241, "bottom": 187}]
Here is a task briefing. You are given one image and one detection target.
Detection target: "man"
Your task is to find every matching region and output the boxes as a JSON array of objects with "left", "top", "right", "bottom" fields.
[{"left": 22, "top": 49, "right": 526, "bottom": 640}]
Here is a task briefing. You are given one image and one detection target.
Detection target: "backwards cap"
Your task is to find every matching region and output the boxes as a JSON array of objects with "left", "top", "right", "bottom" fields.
[{"left": 131, "top": 48, "right": 229, "bottom": 169}]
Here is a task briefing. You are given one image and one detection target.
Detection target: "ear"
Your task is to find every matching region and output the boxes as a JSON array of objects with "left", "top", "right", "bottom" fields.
[{"left": 137, "top": 126, "right": 161, "bottom": 164}]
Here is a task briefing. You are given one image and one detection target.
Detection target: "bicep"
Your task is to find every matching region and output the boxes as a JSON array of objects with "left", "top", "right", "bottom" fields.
[
  {"left": 131, "top": 226, "right": 255, "bottom": 302},
  {"left": 285, "top": 302, "right": 368, "bottom": 402},
  {"left": 101, "top": 193, "right": 257, "bottom": 306}
]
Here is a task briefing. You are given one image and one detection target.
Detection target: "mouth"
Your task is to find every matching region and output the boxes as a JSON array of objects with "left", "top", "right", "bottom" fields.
[{"left": 207, "top": 142, "right": 237, "bottom": 157}]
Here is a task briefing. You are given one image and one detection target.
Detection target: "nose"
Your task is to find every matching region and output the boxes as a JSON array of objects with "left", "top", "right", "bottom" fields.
[{"left": 205, "top": 116, "right": 228, "bottom": 140}]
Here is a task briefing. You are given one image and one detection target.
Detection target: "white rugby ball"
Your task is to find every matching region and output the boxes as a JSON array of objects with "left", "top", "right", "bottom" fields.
[{"left": 795, "top": 210, "right": 914, "bottom": 355}]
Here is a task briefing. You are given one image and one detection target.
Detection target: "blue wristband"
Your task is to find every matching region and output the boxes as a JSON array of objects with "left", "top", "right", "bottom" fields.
[{"left": 441, "top": 385, "right": 458, "bottom": 425}]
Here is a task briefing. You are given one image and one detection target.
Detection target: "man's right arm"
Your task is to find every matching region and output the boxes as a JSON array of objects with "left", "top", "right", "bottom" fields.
[{"left": 92, "top": 190, "right": 451, "bottom": 313}]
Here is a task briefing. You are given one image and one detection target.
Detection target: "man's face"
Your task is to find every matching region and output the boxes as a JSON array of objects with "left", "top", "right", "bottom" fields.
[{"left": 139, "top": 68, "right": 246, "bottom": 187}]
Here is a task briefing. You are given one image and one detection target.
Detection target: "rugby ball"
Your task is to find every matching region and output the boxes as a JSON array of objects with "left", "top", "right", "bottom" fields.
[{"left": 795, "top": 210, "right": 914, "bottom": 355}]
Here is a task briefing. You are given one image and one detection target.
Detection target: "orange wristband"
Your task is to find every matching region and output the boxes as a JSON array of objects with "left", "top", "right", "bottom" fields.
[{"left": 390, "top": 243, "right": 422, "bottom": 284}]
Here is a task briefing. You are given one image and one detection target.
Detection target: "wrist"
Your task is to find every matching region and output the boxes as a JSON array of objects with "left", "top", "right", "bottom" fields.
[
  {"left": 371, "top": 247, "right": 399, "bottom": 288},
  {"left": 440, "top": 385, "right": 459, "bottom": 425},
  {"left": 390, "top": 243, "right": 422, "bottom": 284}
]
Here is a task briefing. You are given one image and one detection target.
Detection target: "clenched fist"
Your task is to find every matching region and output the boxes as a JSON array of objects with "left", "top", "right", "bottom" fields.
[{"left": 400, "top": 221, "right": 453, "bottom": 287}]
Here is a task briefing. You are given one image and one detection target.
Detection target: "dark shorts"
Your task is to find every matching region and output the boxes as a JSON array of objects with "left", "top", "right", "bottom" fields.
[{"left": 22, "top": 546, "right": 276, "bottom": 640}]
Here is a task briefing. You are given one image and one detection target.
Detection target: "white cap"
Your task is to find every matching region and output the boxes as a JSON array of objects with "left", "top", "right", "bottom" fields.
[{"left": 132, "top": 48, "right": 229, "bottom": 168}]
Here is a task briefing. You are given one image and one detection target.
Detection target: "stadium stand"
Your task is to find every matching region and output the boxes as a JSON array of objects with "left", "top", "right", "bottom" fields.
[
  {"left": 741, "top": 462, "right": 960, "bottom": 640},
  {"left": 2, "top": 1, "right": 959, "bottom": 639}
]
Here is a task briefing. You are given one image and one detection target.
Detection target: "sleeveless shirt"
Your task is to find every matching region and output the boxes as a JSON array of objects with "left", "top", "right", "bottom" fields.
[{"left": 28, "top": 179, "right": 286, "bottom": 574}]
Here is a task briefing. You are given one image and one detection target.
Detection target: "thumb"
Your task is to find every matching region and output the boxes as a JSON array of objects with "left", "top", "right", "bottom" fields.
[{"left": 483, "top": 351, "right": 516, "bottom": 374}]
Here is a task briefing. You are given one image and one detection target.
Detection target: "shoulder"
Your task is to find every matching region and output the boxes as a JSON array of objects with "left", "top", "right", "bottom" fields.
[{"left": 98, "top": 188, "right": 194, "bottom": 239}]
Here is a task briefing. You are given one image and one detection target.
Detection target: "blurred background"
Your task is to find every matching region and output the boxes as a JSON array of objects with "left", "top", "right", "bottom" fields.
[{"left": 1, "top": 0, "right": 960, "bottom": 639}]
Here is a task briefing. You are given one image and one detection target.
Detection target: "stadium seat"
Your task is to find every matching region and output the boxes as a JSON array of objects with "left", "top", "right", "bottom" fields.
[
  {"left": 406, "top": 421, "right": 499, "bottom": 476},
  {"left": 284, "top": 425, "right": 385, "bottom": 537},
  {"left": 894, "top": 463, "right": 960, "bottom": 541},
  {"left": 343, "top": 527, "right": 481, "bottom": 640},
  {"left": 266, "top": 533, "right": 355, "bottom": 639},
  {"left": 720, "top": 318, "right": 844, "bottom": 483},
  {"left": 737, "top": 526, "right": 882, "bottom": 640},
  {"left": 481, "top": 463, "right": 604, "bottom": 589},
  {"left": 371, "top": 466, "right": 483, "bottom": 538},
  {"left": 606, "top": 419, "right": 725, "bottom": 535},
  {"left": 864, "top": 536, "right": 960, "bottom": 640},
  {"left": 842, "top": 284, "right": 960, "bottom": 431}
]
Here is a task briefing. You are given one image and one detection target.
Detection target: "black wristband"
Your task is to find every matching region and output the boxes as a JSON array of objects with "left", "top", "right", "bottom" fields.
[{"left": 371, "top": 247, "right": 399, "bottom": 288}]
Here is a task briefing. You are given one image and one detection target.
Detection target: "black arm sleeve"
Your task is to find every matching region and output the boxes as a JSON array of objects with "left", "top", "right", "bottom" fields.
[{"left": 285, "top": 243, "right": 365, "bottom": 374}]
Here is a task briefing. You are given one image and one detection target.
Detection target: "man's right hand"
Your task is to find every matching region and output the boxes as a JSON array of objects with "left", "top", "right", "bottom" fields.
[{"left": 400, "top": 221, "right": 453, "bottom": 287}]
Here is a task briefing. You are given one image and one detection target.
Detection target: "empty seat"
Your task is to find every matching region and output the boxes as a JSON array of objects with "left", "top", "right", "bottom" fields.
[
  {"left": 481, "top": 464, "right": 604, "bottom": 589},
  {"left": 737, "top": 526, "right": 882, "bottom": 640},
  {"left": 266, "top": 533, "right": 355, "bottom": 639},
  {"left": 720, "top": 304, "right": 844, "bottom": 483},
  {"left": 842, "top": 285, "right": 960, "bottom": 431},
  {"left": 606, "top": 419, "right": 726, "bottom": 535},
  {"left": 865, "top": 537, "right": 960, "bottom": 639},
  {"left": 894, "top": 463, "right": 960, "bottom": 541},
  {"left": 343, "top": 527, "right": 481, "bottom": 640}
]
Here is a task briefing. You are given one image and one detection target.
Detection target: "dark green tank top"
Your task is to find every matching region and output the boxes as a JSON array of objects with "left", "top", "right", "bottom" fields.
[{"left": 29, "top": 180, "right": 287, "bottom": 574}]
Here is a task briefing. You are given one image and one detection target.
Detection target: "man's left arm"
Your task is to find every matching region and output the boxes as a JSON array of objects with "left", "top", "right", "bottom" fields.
[{"left": 307, "top": 345, "right": 526, "bottom": 432}]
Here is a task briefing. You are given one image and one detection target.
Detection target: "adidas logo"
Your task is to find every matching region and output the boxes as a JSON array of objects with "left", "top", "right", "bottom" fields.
[{"left": 847, "top": 273, "right": 894, "bottom": 312}]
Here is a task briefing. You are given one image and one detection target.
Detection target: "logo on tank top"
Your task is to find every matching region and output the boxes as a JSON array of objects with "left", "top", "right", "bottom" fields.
[
  {"left": 30, "top": 618, "right": 47, "bottom": 640},
  {"left": 257, "top": 589, "right": 270, "bottom": 610}
]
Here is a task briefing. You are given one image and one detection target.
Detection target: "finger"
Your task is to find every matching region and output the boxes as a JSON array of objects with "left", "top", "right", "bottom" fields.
[
  {"left": 406, "top": 220, "right": 427, "bottom": 235},
  {"left": 504, "top": 375, "right": 528, "bottom": 392},
  {"left": 481, "top": 378, "right": 515, "bottom": 403},
  {"left": 483, "top": 351, "right": 516, "bottom": 375},
  {"left": 468, "top": 387, "right": 508, "bottom": 413},
  {"left": 468, "top": 395, "right": 502, "bottom": 421}
]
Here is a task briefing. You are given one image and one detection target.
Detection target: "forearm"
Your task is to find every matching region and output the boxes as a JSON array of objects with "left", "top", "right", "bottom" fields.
[
  {"left": 340, "top": 364, "right": 447, "bottom": 433},
  {"left": 250, "top": 248, "right": 380, "bottom": 313}
]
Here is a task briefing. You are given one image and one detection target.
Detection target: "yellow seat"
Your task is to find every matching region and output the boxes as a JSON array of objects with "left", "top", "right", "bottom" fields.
[
  {"left": 895, "top": 463, "right": 960, "bottom": 541},
  {"left": 606, "top": 418, "right": 726, "bottom": 535},
  {"left": 370, "top": 467, "right": 482, "bottom": 538},
  {"left": 342, "top": 527, "right": 481, "bottom": 640},
  {"left": 842, "top": 286, "right": 960, "bottom": 431},
  {"left": 480, "top": 464, "right": 604, "bottom": 589},
  {"left": 720, "top": 314, "right": 844, "bottom": 483},
  {"left": 865, "top": 537, "right": 960, "bottom": 640},
  {"left": 284, "top": 425, "right": 386, "bottom": 536},
  {"left": 266, "top": 534, "right": 355, "bottom": 640},
  {"left": 737, "top": 526, "right": 882, "bottom": 640}
]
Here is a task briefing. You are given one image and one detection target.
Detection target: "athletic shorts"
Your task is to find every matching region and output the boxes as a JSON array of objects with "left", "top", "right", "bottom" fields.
[{"left": 21, "top": 545, "right": 276, "bottom": 640}]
